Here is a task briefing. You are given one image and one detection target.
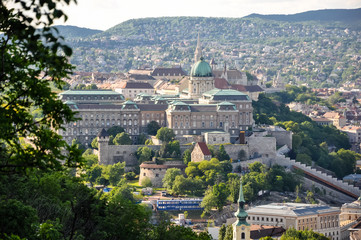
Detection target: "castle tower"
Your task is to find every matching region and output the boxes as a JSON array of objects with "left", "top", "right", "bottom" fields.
[
  {"left": 97, "top": 128, "right": 110, "bottom": 164},
  {"left": 194, "top": 33, "right": 202, "bottom": 64},
  {"left": 232, "top": 178, "right": 250, "bottom": 240}
]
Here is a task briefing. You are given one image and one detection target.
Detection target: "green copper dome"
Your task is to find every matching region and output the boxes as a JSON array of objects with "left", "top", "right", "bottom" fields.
[{"left": 190, "top": 57, "right": 213, "bottom": 77}]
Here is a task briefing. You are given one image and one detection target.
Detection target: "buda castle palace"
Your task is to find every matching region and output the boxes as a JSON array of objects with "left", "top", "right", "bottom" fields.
[{"left": 59, "top": 35, "right": 264, "bottom": 146}]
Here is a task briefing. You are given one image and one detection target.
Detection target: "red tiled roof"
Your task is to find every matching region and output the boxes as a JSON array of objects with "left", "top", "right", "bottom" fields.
[
  {"left": 214, "top": 78, "right": 230, "bottom": 89},
  {"left": 231, "top": 84, "right": 247, "bottom": 91},
  {"left": 197, "top": 142, "right": 211, "bottom": 156},
  {"left": 250, "top": 225, "right": 285, "bottom": 239}
]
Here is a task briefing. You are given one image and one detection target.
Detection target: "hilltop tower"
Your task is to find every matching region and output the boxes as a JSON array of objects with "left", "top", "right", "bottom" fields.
[
  {"left": 232, "top": 178, "right": 250, "bottom": 240},
  {"left": 97, "top": 128, "right": 110, "bottom": 164},
  {"left": 194, "top": 33, "right": 202, "bottom": 64}
]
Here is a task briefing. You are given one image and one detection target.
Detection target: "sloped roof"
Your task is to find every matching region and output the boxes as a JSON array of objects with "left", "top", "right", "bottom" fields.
[
  {"left": 138, "top": 104, "right": 168, "bottom": 111},
  {"left": 118, "top": 81, "right": 154, "bottom": 89},
  {"left": 128, "top": 74, "right": 155, "bottom": 80},
  {"left": 214, "top": 78, "right": 230, "bottom": 89},
  {"left": 196, "top": 142, "right": 211, "bottom": 156},
  {"left": 232, "top": 84, "right": 264, "bottom": 92},
  {"left": 151, "top": 67, "right": 187, "bottom": 76},
  {"left": 250, "top": 225, "right": 285, "bottom": 239}
]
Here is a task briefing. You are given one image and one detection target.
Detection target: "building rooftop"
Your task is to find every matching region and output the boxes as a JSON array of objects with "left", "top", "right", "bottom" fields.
[
  {"left": 190, "top": 57, "right": 213, "bottom": 77},
  {"left": 118, "top": 81, "right": 154, "bottom": 89},
  {"left": 60, "top": 90, "right": 121, "bottom": 95},
  {"left": 202, "top": 88, "right": 250, "bottom": 101},
  {"left": 196, "top": 142, "right": 211, "bottom": 156},
  {"left": 151, "top": 66, "right": 187, "bottom": 76},
  {"left": 247, "top": 203, "right": 340, "bottom": 217}
]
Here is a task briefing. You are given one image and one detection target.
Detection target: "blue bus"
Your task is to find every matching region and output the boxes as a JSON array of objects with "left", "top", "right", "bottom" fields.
[{"left": 156, "top": 199, "right": 203, "bottom": 211}]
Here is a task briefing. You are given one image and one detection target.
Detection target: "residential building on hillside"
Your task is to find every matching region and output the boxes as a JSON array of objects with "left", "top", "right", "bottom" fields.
[
  {"left": 341, "top": 125, "right": 361, "bottom": 153},
  {"left": 246, "top": 203, "right": 341, "bottom": 240},
  {"left": 311, "top": 117, "right": 333, "bottom": 126},
  {"left": 115, "top": 81, "right": 154, "bottom": 99},
  {"left": 323, "top": 111, "right": 347, "bottom": 128}
]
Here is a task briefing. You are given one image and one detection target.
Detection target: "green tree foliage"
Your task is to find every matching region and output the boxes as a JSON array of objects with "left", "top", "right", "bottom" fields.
[
  {"left": 137, "top": 133, "right": 148, "bottom": 144},
  {"left": 91, "top": 137, "right": 99, "bottom": 149},
  {"left": 124, "top": 172, "right": 136, "bottom": 180},
  {"left": 149, "top": 222, "right": 212, "bottom": 240},
  {"left": 329, "top": 149, "right": 360, "bottom": 178},
  {"left": 159, "top": 140, "right": 181, "bottom": 158},
  {"left": 216, "top": 145, "right": 230, "bottom": 161},
  {"left": 108, "top": 162, "right": 125, "bottom": 186},
  {"left": 218, "top": 224, "right": 227, "bottom": 240},
  {"left": 201, "top": 182, "right": 230, "bottom": 216},
  {"left": 74, "top": 83, "right": 98, "bottom": 90},
  {"left": 279, "top": 227, "right": 328, "bottom": 240},
  {"left": 141, "top": 177, "right": 152, "bottom": 187},
  {"left": 162, "top": 168, "right": 182, "bottom": 191},
  {"left": 183, "top": 149, "right": 192, "bottom": 165},
  {"left": 243, "top": 162, "right": 301, "bottom": 202},
  {"left": 108, "top": 179, "right": 135, "bottom": 203},
  {"left": 156, "top": 127, "right": 175, "bottom": 142},
  {"left": 254, "top": 92, "right": 353, "bottom": 175},
  {"left": 227, "top": 174, "right": 240, "bottom": 203},
  {"left": 106, "top": 126, "right": 125, "bottom": 137},
  {"left": 137, "top": 146, "right": 154, "bottom": 164},
  {"left": 172, "top": 175, "right": 204, "bottom": 196},
  {"left": 0, "top": 0, "right": 83, "bottom": 173},
  {"left": 0, "top": 199, "right": 38, "bottom": 239},
  {"left": 113, "top": 132, "right": 132, "bottom": 145},
  {"left": 147, "top": 121, "right": 161, "bottom": 136},
  {"left": 224, "top": 224, "right": 233, "bottom": 240},
  {"left": 102, "top": 196, "right": 151, "bottom": 240},
  {"left": 212, "top": 182, "right": 230, "bottom": 211},
  {"left": 201, "top": 187, "right": 217, "bottom": 217},
  {"left": 87, "top": 164, "right": 103, "bottom": 185},
  {"left": 82, "top": 152, "right": 98, "bottom": 170}
]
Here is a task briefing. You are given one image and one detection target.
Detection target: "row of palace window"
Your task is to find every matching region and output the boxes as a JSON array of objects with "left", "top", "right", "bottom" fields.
[
  {"left": 174, "top": 121, "right": 237, "bottom": 129},
  {"left": 248, "top": 216, "right": 284, "bottom": 223},
  {"left": 65, "top": 96, "right": 121, "bottom": 100}
]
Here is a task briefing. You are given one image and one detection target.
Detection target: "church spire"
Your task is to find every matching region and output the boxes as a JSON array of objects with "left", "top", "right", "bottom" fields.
[
  {"left": 234, "top": 177, "right": 250, "bottom": 226},
  {"left": 194, "top": 33, "right": 202, "bottom": 63}
]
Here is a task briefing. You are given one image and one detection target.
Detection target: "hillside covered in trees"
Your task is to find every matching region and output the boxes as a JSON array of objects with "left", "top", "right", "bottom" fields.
[{"left": 61, "top": 9, "right": 361, "bottom": 88}]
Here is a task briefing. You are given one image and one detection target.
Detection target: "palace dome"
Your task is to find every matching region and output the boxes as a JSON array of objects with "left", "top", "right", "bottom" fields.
[{"left": 190, "top": 57, "right": 213, "bottom": 77}]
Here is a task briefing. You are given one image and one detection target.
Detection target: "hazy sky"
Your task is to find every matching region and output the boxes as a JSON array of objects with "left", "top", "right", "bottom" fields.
[{"left": 58, "top": 0, "right": 361, "bottom": 30}]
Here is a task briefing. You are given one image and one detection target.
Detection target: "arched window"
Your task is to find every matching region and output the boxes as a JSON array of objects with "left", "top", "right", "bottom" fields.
[{"left": 241, "top": 232, "right": 245, "bottom": 239}]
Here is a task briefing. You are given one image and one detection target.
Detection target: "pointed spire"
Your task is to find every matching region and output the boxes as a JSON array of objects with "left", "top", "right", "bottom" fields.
[
  {"left": 234, "top": 177, "right": 250, "bottom": 226},
  {"left": 238, "top": 178, "right": 245, "bottom": 203},
  {"left": 194, "top": 33, "right": 202, "bottom": 63}
]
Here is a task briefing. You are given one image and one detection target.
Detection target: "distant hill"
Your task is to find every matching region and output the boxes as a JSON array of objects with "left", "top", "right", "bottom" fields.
[
  {"left": 53, "top": 25, "right": 102, "bottom": 39},
  {"left": 246, "top": 8, "right": 361, "bottom": 23}
]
